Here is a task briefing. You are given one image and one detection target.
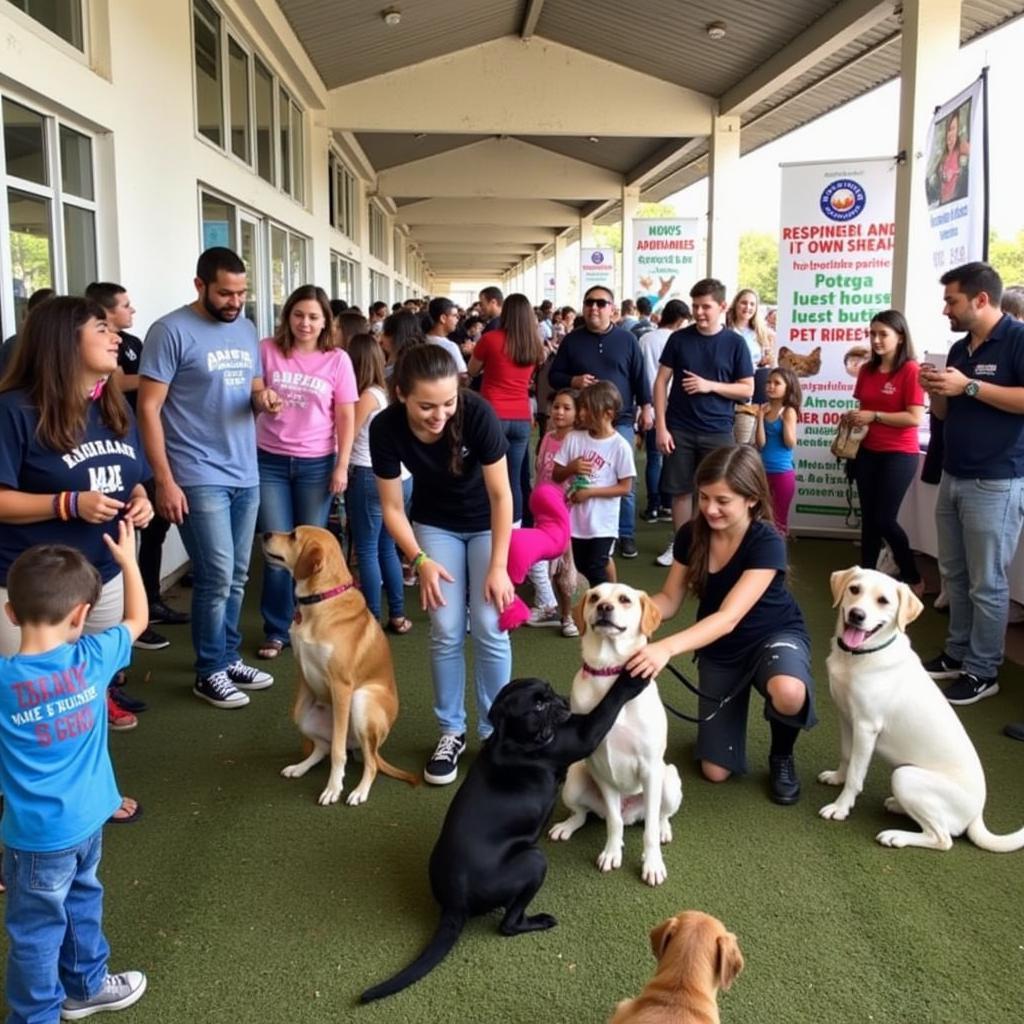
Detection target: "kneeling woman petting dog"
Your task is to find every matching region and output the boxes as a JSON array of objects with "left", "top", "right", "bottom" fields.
[{"left": 627, "top": 445, "right": 816, "bottom": 804}]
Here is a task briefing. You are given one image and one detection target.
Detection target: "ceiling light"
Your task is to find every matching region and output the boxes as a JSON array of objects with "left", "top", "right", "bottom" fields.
[
  {"left": 588, "top": 136, "right": 600, "bottom": 144},
  {"left": 706, "top": 21, "right": 727, "bottom": 40},
  {"left": 382, "top": 7, "right": 401, "bottom": 26}
]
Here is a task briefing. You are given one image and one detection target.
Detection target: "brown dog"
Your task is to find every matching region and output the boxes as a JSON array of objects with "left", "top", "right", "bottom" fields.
[
  {"left": 777, "top": 345, "right": 822, "bottom": 378},
  {"left": 610, "top": 911, "right": 743, "bottom": 1024},
  {"left": 262, "top": 526, "right": 418, "bottom": 805}
]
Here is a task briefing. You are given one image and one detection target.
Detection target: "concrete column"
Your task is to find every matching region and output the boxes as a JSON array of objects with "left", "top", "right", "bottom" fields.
[
  {"left": 707, "top": 115, "right": 741, "bottom": 291},
  {"left": 356, "top": 183, "right": 372, "bottom": 307},
  {"left": 892, "top": 0, "right": 962, "bottom": 340},
  {"left": 579, "top": 213, "right": 595, "bottom": 249},
  {"left": 535, "top": 249, "right": 546, "bottom": 305},
  {"left": 554, "top": 233, "right": 568, "bottom": 306},
  {"left": 620, "top": 185, "right": 640, "bottom": 302}
]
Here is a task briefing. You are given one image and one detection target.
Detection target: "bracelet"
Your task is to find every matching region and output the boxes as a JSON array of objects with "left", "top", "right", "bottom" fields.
[
  {"left": 411, "top": 550, "right": 429, "bottom": 571},
  {"left": 69, "top": 491, "right": 79, "bottom": 519},
  {"left": 52, "top": 493, "right": 62, "bottom": 520},
  {"left": 57, "top": 491, "right": 72, "bottom": 522}
]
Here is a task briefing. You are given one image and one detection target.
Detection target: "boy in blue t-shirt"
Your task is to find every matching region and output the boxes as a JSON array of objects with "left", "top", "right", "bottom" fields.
[{"left": 0, "top": 523, "right": 148, "bottom": 1023}]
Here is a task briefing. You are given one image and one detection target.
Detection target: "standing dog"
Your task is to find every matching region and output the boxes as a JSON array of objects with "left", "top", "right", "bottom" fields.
[
  {"left": 549, "top": 583, "right": 683, "bottom": 886},
  {"left": 262, "top": 527, "right": 418, "bottom": 806},
  {"left": 610, "top": 911, "right": 744, "bottom": 1024},
  {"left": 820, "top": 566, "right": 1024, "bottom": 851},
  {"left": 361, "top": 672, "right": 651, "bottom": 1003}
]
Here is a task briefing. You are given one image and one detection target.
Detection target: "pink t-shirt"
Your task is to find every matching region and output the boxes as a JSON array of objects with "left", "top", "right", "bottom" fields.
[
  {"left": 256, "top": 340, "right": 357, "bottom": 458},
  {"left": 536, "top": 431, "right": 568, "bottom": 489}
]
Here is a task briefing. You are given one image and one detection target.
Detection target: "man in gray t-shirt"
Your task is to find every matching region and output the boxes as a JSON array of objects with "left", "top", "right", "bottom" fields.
[{"left": 138, "top": 247, "right": 282, "bottom": 709}]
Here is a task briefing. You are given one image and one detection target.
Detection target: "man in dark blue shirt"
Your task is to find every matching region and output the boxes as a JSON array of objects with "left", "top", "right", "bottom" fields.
[
  {"left": 549, "top": 285, "right": 652, "bottom": 558},
  {"left": 919, "top": 262, "right": 1024, "bottom": 731}
]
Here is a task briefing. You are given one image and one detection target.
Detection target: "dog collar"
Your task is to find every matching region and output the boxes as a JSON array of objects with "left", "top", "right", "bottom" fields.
[
  {"left": 836, "top": 632, "right": 898, "bottom": 656},
  {"left": 293, "top": 582, "right": 355, "bottom": 623},
  {"left": 581, "top": 661, "right": 626, "bottom": 676}
]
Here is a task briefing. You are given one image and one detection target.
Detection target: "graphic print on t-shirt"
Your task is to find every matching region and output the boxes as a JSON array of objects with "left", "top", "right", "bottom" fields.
[
  {"left": 207, "top": 347, "right": 254, "bottom": 388},
  {"left": 269, "top": 368, "right": 331, "bottom": 410},
  {"left": 62, "top": 438, "right": 138, "bottom": 494},
  {"left": 9, "top": 661, "right": 98, "bottom": 747}
]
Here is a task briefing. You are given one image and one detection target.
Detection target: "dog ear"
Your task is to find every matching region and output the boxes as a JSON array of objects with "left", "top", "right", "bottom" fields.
[
  {"left": 895, "top": 582, "right": 923, "bottom": 631},
  {"left": 715, "top": 932, "right": 744, "bottom": 991},
  {"left": 649, "top": 916, "right": 679, "bottom": 961},
  {"left": 639, "top": 592, "right": 662, "bottom": 639},
  {"left": 573, "top": 592, "right": 588, "bottom": 637},
  {"left": 830, "top": 567, "right": 860, "bottom": 607},
  {"left": 295, "top": 540, "right": 326, "bottom": 581}
]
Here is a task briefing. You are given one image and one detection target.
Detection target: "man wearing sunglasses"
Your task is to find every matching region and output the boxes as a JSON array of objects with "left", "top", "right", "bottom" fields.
[{"left": 548, "top": 286, "right": 653, "bottom": 559}]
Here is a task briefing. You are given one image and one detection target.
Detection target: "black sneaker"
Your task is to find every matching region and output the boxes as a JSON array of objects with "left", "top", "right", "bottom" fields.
[
  {"left": 922, "top": 652, "right": 962, "bottom": 680},
  {"left": 193, "top": 671, "right": 249, "bottom": 709},
  {"left": 943, "top": 672, "right": 999, "bottom": 706},
  {"left": 108, "top": 683, "right": 147, "bottom": 714},
  {"left": 657, "top": 507, "right": 673, "bottom": 521},
  {"left": 61, "top": 970, "right": 147, "bottom": 1019},
  {"left": 424, "top": 733, "right": 466, "bottom": 785},
  {"left": 640, "top": 509, "right": 660, "bottom": 524},
  {"left": 133, "top": 628, "right": 169, "bottom": 651},
  {"left": 148, "top": 599, "right": 190, "bottom": 625},
  {"left": 225, "top": 660, "right": 274, "bottom": 690},
  {"left": 618, "top": 537, "right": 638, "bottom": 559},
  {"left": 1003, "top": 722, "right": 1024, "bottom": 742},
  {"left": 768, "top": 754, "right": 801, "bottom": 805}
]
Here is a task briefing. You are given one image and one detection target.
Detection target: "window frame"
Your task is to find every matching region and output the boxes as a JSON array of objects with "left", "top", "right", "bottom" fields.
[
  {"left": 328, "top": 149, "right": 357, "bottom": 242},
  {"left": 330, "top": 250, "right": 358, "bottom": 306},
  {"left": 3, "top": 0, "right": 89, "bottom": 60},
  {"left": 368, "top": 201, "right": 387, "bottom": 262}
]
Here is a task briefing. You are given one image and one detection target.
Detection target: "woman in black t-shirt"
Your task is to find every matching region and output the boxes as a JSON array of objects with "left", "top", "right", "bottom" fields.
[
  {"left": 627, "top": 445, "right": 816, "bottom": 805},
  {"left": 370, "top": 344, "right": 514, "bottom": 787}
]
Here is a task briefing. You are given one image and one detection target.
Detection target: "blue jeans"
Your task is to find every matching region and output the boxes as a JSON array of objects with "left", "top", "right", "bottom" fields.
[
  {"left": 643, "top": 428, "right": 664, "bottom": 514},
  {"left": 413, "top": 522, "right": 512, "bottom": 738},
  {"left": 256, "top": 450, "right": 335, "bottom": 643},
  {"left": 500, "top": 419, "right": 532, "bottom": 523},
  {"left": 4, "top": 831, "right": 109, "bottom": 1024},
  {"left": 936, "top": 473, "right": 1024, "bottom": 678},
  {"left": 348, "top": 466, "right": 409, "bottom": 621},
  {"left": 179, "top": 484, "right": 260, "bottom": 677},
  {"left": 615, "top": 423, "right": 636, "bottom": 539}
]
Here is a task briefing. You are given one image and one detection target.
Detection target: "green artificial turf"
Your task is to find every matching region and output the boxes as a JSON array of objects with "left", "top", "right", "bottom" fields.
[{"left": 5, "top": 532, "right": 1023, "bottom": 1024}]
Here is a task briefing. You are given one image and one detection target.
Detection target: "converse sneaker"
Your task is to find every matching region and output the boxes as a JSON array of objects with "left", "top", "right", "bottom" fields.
[
  {"left": 193, "top": 671, "right": 249, "bottom": 709},
  {"left": 922, "top": 652, "right": 962, "bottom": 680},
  {"left": 655, "top": 541, "right": 675, "bottom": 567},
  {"left": 640, "top": 509, "right": 660, "bottom": 524},
  {"left": 525, "top": 605, "right": 561, "bottom": 628},
  {"left": 61, "top": 970, "right": 147, "bottom": 1019},
  {"left": 618, "top": 537, "right": 638, "bottom": 559},
  {"left": 226, "top": 660, "right": 274, "bottom": 690},
  {"left": 768, "top": 754, "right": 801, "bottom": 805},
  {"left": 943, "top": 672, "right": 999, "bottom": 706},
  {"left": 424, "top": 733, "right": 466, "bottom": 786},
  {"left": 560, "top": 617, "right": 580, "bottom": 638},
  {"left": 106, "top": 693, "right": 138, "bottom": 731},
  {"left": 132, "top": 628, "right": 168, "bottom": 651}
]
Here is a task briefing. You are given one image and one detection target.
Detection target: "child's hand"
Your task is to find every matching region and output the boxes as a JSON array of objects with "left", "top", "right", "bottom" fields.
[
  {"left": 569, "top": 487, "right": 590, "bottom": 505},
  {"left": 102, "top": 518, "right": 137, "bottom": 567}
]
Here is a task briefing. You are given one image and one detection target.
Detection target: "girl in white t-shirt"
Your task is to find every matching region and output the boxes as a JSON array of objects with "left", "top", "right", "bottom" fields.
[
  {"left": 347, "top": 334, "right": 412, "bottom": 633},
  {"left": 553, "top": 381, "right": 636, "bottom": 587}
]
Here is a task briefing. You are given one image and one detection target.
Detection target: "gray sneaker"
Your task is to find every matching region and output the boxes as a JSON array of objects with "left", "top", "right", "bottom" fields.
[{"left": 61, "top": 971, "right": 147, "bottom": 1019}]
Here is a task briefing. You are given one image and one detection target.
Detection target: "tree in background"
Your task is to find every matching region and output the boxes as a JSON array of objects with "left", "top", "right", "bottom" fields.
[
  {"left": 737, "top": 231, "right": 779, "bottom": 304},
  {"left": 989, "top": 229, "right": 1024, "bottom": 284}
]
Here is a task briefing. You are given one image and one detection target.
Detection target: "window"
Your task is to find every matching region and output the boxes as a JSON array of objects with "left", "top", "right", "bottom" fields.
[
  {"left": 393, "top": 229, "right": 404, "bottom": 277},
  {"left": 368, "top": 202, "right": 387, "bottom": 262},
  {"left": 369, "top": 269, "right": 389, "bottom": 305},
  {"left": 328, "top": 152, "right": 356, "bottom": 240},
  {"left": 330, "top": 252, "right": 356, "bottom": 305},
  {"left": 193, "top": 0, "right": 222, "bottom": 147},
  {"left": 254, "top": 58, "right": 274, "bottom": 185},
  {"left": 227, "top": 37, "right": 250, "bottom": 163},
  {"left": 277, "top": 85, "right": 303, "bottom": 203},
  {"left": 6, "top": 0, "right": 84, "bottom": 51}
]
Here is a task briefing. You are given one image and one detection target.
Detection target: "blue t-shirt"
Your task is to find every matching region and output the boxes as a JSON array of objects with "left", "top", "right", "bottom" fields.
[
  {"left": 943, "top": 314, "right": 1024, "bottom": 479},
  {"left": 761, "top": 415, "right": 794, "bottom": 473},
  {"left": 0, "top": 626, "right": 130, "bottom": 851},
  {"left": 659, "top": 325, "right": 754, "bottom": 434},
  {"left": 672, "top": 519, "right": 807, "bottom": 665},
  {"left": 139, "top": 305, "right": 259, "bottom": 487},
  {"left": 0, "top": 391, "right": 149, "bottom": 586}
]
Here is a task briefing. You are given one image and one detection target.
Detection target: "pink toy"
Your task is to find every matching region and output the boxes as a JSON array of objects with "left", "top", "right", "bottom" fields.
[{"left": 498, "top": 483, "right": 571, "bottom": 631}]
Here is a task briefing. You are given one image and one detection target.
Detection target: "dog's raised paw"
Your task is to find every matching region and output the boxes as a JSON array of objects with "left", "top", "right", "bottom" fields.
[
  {"left": 819, "top": 801, "right": 851, "bottom": 821},
  {"left": 596, "top": 847, "right": 623, "bottom": 872},
  {"left": 817, "top": 769, "right": 844, "bottom": 786}
]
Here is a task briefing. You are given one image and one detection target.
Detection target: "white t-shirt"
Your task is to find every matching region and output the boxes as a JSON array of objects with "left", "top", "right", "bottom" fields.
[
  {"left": 555, "top": 429, "right": 636, "bottom": 539},
  {"left": 639, "top": 327, "right": 673, "bottom": 392},
  {"left": 352, "top": 386, "right": 411, "bottom": 480},
  {"left": 427, "top": 335, "right": 467, "bottom": 373}
]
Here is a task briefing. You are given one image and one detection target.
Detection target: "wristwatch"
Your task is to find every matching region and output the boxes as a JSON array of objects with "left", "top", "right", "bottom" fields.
[{"left": 963, "top": 380, "right": 981, "bottom": 398}]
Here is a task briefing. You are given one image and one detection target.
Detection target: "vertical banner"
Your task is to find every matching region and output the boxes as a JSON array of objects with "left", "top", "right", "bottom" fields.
[
  {"left": 924, "top": 72, "right": 989, "bottom": 270},
  {"left": 631, "top": 218, "right": 700, "bottom": 312},
  {"left": 777, "top": 157, "right": 897, "bottom": 534},
  {"left": 544, "top": 274, "right": 556, "bottom": 304},
  {"left": 580, "top": 248, "right": 615, "bottom": 297}
]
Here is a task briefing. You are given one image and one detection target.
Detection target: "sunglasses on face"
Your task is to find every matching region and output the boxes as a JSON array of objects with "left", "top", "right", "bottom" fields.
[{"left": 583, "top": 298, "right": 611, "bottom": 308}]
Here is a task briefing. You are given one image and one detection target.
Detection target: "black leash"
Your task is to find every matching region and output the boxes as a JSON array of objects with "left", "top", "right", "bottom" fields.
[{"left": 660, "top": 661, "right": 756, "bottom": 725}]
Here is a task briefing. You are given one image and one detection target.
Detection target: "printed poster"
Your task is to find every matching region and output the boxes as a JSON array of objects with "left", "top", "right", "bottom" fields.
[
  {"left": 580, "top": 248, "right": 615, "bottom": 298},
  {"left": 630, "top": 218, "right": 699, "bottom": 313}
]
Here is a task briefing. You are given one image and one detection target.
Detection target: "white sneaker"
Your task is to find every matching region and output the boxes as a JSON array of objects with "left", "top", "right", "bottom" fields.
[
  {"left": 526, "top": 605, "right": 561, "bottom": 627},
  {"left": 61, "top": 971, "right": 147, "bottom": 1019},
  {"left": 655, "top": 541, "right": 675, "bottom": 567},
  {"left": 561, "top": 618, "right": 579, "bottom": 638}
]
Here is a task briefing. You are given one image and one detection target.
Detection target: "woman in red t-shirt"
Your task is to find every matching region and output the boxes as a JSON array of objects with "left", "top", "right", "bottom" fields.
[
  {"left": 844, "top": 309, "right": 926, "bottom": 593},
  {"left": 468, "top": 293, "right": 545, "bottom": 521}
]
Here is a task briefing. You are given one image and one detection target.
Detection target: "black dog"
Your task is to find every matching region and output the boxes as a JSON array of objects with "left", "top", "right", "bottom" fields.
[{"left": 361, "top": 671, "right": 650, "bottom": 1003}]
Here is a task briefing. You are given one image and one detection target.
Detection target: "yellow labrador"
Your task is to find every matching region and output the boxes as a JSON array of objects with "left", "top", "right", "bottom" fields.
[
  {"left": 549, "top": 583, "right": 683, "bottom": 886},
  {"left": 819, "top": 566, "right": 1024, "bottom": 851}
]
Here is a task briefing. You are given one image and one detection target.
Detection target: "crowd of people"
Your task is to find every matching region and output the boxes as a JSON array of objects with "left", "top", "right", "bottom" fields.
[{"left": 0, "top": 249, "right": 1022, "bottom": 1022}]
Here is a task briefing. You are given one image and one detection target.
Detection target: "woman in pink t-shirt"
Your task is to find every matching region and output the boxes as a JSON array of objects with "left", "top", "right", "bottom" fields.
[
  {"left": 467, "top": 293, "right": 544, "bottom": 521},
  {"left": 844, "top": 309, "right": 926, "bottom": 593},
  {"left": 255, "top": 285, "right": 356, "bottom": 657}
]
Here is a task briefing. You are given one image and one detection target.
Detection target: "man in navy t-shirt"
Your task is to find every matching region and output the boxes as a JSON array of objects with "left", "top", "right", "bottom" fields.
[{"left": 919, "top": 262, "right": 1024, "bottom": 728}]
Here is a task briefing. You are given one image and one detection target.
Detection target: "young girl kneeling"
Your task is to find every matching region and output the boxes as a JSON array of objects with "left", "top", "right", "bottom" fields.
[{"left": 627, "top": 445, "right": 816, "bottom": 804}]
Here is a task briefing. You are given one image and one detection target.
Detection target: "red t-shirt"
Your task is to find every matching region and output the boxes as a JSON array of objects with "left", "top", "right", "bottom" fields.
[
  {"left": 854, "top": 360, "right": 925, "bottom": 454},
  {"left": 474, "top": 329, "right": 536, "bottom": 420}
]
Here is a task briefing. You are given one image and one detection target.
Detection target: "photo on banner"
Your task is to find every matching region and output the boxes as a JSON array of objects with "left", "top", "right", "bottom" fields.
[
  {"left": 776, "top": 157, "right": 896, "bottom": 535},
  {"left": 630, "top": 218, "right": 699, "bottom": 313}
]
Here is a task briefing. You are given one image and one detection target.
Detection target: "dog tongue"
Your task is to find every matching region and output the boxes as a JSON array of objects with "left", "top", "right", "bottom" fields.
[{"left": 842, "top": 626, "right": 869, "bottom": 649}]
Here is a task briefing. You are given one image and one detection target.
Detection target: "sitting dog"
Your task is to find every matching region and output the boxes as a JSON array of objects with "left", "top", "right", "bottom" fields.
[
  {"left": 819, "top": 566, "right": 1024, "bottom": 851},
  {"left": 262, "top": 527, "right": 418, "bottom": 806},
  {"left": 549, "top": 584, "right": 683, "bottom": 886},
  {"left": 610, "top": 911, "right": 744, "bottom": 1024},
  {"left": 361, "top": 671, "right": 651, "bottom": 1003}
]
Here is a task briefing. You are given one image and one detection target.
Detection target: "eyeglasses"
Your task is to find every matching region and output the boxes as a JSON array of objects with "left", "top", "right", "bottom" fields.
[{"left": 583, "top": 298, "right": 610, "bottom": 308}]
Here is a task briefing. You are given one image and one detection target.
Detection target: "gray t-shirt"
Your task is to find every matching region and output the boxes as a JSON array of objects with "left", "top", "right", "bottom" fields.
[{"left": 139, "top": 305, "right": 259, "bottom": 487}]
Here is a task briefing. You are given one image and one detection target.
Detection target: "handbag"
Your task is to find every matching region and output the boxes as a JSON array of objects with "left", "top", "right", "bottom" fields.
[{"left": 830, "top": 419, "right": 868, "bottom": 461}]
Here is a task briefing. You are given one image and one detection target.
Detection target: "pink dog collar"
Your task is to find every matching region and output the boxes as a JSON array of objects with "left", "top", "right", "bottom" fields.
[
  {"left": 293, "top": 581, "right": 355, "bottom": 623},
  {"left": 580, "top": 662, "right": 626, "bottom": 677}
]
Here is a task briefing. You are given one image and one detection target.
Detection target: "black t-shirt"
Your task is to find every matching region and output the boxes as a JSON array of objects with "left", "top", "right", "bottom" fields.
[
  {"left": 116, "top": 331, "right": 144, "bottom": 412},
  {"left": 672, "top": 519, "right": 807, "bottom": 664},
  {"left": 369, "top": 389, "right": 508, "bottom": 532}
]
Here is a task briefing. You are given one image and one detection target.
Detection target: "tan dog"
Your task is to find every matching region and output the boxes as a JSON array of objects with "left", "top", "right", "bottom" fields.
[
  {"left": 262, "top": 526, "right": 418, "bottom": 805},
  {"left": 610, "top": 911, "right": 744, "bottom": 1024}
]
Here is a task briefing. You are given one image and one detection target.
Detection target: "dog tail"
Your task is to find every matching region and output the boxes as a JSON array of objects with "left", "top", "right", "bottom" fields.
[
  {"left": 375, "top": 753, "right": 420, "bottom": 787},
  {"left": 360, "top": 911, "right": 465, "bottom": 1002},
  {"left": 966, "top": 816, "right": 1024, "bottom": 853}
]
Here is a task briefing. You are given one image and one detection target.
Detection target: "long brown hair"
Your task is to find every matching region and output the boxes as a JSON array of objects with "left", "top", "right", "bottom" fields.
[
  {"left": 348, "top": 333, "right": 386, "bottom": 394},
  {"left": 393, "top": 343, "right": 464, "bottom": 475},
  {"left": 499, "top": 293, "right": 545, "bottom": 367},
  {"left": 274, "top": 285, "right": 333, "bottom": 356},
  {"left": 0, "top": 296, "right": 128, "bottom": 451},
  {"left": 686, "top": 445, "right": 776, "bottom": 599}
]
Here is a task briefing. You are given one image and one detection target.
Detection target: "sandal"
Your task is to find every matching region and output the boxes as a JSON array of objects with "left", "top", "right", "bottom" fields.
[
  {"left": 257, "top": 639, "right": 285, "bottom": 659},
  {"left": 387, "top": 617, "right": 413, "bottom": 635},
  {"left": 109, "top": 796, "right": 143, "bottom": 825}
]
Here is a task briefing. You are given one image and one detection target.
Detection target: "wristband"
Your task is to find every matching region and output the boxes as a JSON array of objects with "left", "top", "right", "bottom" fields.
[
  {"left": 53, "top": 493, "right": 62, "bottom": 520},
  {"left": 58, "top": 491, "right": 72, "bottom": 522},
  {"left": 70, "top": 491, "right": 80, "bottom": 519},
  {"left": 411, "top": 550, "right": 429, "bottom": 571}
]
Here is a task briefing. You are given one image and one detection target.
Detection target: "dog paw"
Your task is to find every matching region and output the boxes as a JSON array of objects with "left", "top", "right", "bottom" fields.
[
  {"left": 526, "top": 913, "right": 557, "bottom": 931},
  {"left": 317, "top": 784, "right": 343, "bottom": 806},
  {"left": 280, "top": 763, "right": 309, "bottom": 779},
  {"left": 883, "top": 797, "right": 906, "bottom": 816},
  {"left": 596, "top": 847, "right": 622, "bottom": 872},
  {"left": 345, "top": 787, "right": 370, "bottom": 806},
  {"left": 819, "top": 801, "right": 851, "bottom": 821},
  {"left": 548, "top": 821, "right": 575, "bottom": 842},
  {"left": 641, "top": 854, "right": 667, "bottom": 887},
  {"left": 660, "top": 822, "right": 673, "bottom": 844},
  {"left": 876, "top": 829, "right": 908, "bottom": 848},
  {"left": 817, "top": 769, "right": 844, "bottom": 786}
]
